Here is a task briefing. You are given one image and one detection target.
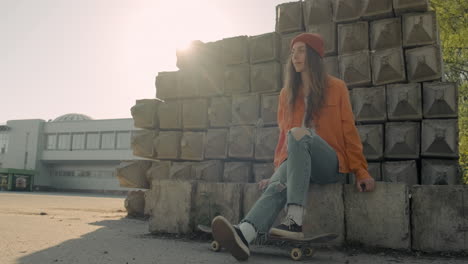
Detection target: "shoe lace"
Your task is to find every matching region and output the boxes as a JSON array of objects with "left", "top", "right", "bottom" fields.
[{"left": 281, "top": 215, "right": 297, "bottom": 230}]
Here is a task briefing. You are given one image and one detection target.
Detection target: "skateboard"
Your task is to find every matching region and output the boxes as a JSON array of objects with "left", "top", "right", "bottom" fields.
[{"left": 197, "top": 224, "right": 338, "bottom": 261}]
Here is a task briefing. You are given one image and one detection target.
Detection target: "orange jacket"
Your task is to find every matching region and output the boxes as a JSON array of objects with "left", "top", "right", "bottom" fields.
[{"left": 273, "top": 75, "right": 372, "bottom": 180}]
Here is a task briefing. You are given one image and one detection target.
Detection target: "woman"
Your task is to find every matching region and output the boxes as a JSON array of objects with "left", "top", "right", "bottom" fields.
[{"left": 211, "top": 33, "right": 375, "bottom": 261}]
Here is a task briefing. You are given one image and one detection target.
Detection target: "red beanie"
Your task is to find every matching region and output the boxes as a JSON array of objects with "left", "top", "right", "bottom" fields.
[{"left": 290, "top": 33, "right": 325, "bottom": 58}]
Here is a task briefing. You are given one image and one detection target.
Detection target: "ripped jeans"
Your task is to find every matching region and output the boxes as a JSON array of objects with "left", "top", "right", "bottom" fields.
[{"left": 241, "top": 127, "right": 343, "bottom": 233}]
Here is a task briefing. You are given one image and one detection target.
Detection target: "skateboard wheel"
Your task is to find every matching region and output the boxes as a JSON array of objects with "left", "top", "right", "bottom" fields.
[
  {"left": 304, "top": 247, "right": 315, "bottom": 257},
  {"left": 211, "top": 241, "right": 221, "bottom": 252},
  {"left": 290, "top": 248, "right": 303, "bottom": 261}
]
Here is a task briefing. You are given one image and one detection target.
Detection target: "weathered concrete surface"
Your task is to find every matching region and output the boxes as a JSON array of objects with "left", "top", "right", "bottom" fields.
[
  {"left": 146, "top": 160, "right": 171, "bottom": 183},
  {"left": 116, "top": 160, "right": 152, "bottom": 189},
  {"left": 199, "top": 65, "right": 224, "bottom": 97},
  {"left": 349, "top": 162, "right": 383, "bottom": 184},
  {"left": 393, "top": 0, "right": 429, "bottom": 15},
  {"left": 131, "top": 130, "right": 158, "bottom": 159},
  {"left": 405, "top": 45, "right": 442, "bottom": 83},
  {"left": 249, "top": 32, "right": 280, "bottom": 64},
  {"left": 231, "top": 94, "right": 260, "bottom": 125},
  {"left": 169, "top": 162, "right": 195, "bottom": 181},
  {"left": 224, "top": 162, "right": 252, "bottom": 183},
  {"left": 158, "top": 100, "right": 182, "bottom": 130},
  {"left": 338, "top": 22, "right": 368, "bottom": 54},
  {"left": 222, "top": 35, "right": 249, "bottom": 66},
  {"left": 180, "top": 132, "right": 205, "bottom": 161},
  {"left": 344, "top": 182, "right": 411, "bottom": 249},
  {"left": 194, "top": 182, "right": 243, "bottom": 226},
  {"left": 175, "top": 40, "right": 204, "bottom": 70},
  {"left": 250, "top": 62, "right": 281, "bottom": 93},
  {"left": 339, "top": 50, "right": 372, "bottom": 87},
  {"left": 303, "top": 0, "right": 333, "bottom": 26},
  {"left": 205, "top": 129, "right": 229, "bottom": 159},
  {"left": 192, "top": 160, "right": 224, "bottom": 182},
  {"left": 403, "top": 11, "right": 438, "bottom": 47},
  {"left": 371, "top": 48, "right": 406, "bottom": 85},
  {"left": 208, "top": 97, "right": 232, "bottom": 128},
  {"left": 324, "top": 56, "right": 340, "bottom": 78},
  {"left": 370, "top": 17, "right": 402, "bottom": 50},
  {"left": 280, "top": 31, "right": 304, "bottom": 63},
  {"left": 130, "top": 99, "right": 161, "bottom": 129},
  {"left": 387, "top": 83, "right": 423, "bottom": 121},
  {"left": 148, "top": 180, "right": 196, "bottom": 234},
  {"left": 177, "top": 69, "right": 200, "bottom": 98},
  {"left": 382, "top": 160, "right": 418, "bottom": 185},
  {"left": 356, "top": 124, "right": 384, "bottom": 161},
  {"left": 362, "top": 0, "right": 393, "bottom": 20},
  {"left": 154, "top": 131, "right": 182, "bottom": 160},
  {"left": 260, "top": 92, "right": 279, "bottom": 126},
  {"left": 303, "top": 184, "right": 344, "bottom": 245},
  {"left": 423, "top": 82, "right": 458, "bottom": 118},
  {"left": 421, "top": 159, "right": 460, "bottom": 185},
  {"left": 411, "top": 185, "right": 468, "bottom": 253},
  {"left": 155, "top": 71, "right": 178, "bottom": 99},
  {"left": 333, "top": 0, "right": 365, "bottom": 23},
  {"left": 253, "top": 162, "right": 275, "bottom": 182},
  {"left": 350, "top": 86, "right": 387, "bottom": 123},
  {"left": 275, "top": 1, "right": 304, "bottom": 34},
  {"left": 308, "top": 22, "right": 337, "bottom": 55},
  {"left": 421, "top": 119, "right": 459, "bottom": 158},
  {"left": 228, "top": 126, "right": 256, "bottom": 159},
  {"left": 125, "top": 190, "right": 146, "bottom": 217},
  {"left": 224, "top": 63, "right": 250, "bottom": 94},
  {"left": 385, "top": 122, "right": 421, "bottom": 159},
  {"left": 255, "top": 127, "right": 279, "bottom": 161},
  {"left": 182, "top": 98, "right": 208, "bottom": 130}
]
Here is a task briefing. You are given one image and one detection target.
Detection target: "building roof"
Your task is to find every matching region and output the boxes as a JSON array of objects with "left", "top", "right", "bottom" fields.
[{"left": 53, "top": 113, "right": 93, "bottom": 122}]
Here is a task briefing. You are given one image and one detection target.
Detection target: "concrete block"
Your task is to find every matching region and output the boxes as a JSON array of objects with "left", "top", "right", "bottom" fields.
[
  {"left": 333, "top": 0, "right": 365, "bottom": 23},
  {"left": 205, "top": 129, "right": 229, "bottom": 159},
  {"left": 158, "top": 100, "right": 182, "bottom": 130},
  {"left": 403, "top": 11, "right": 438, "bottom": 48},
  {"left": 386, "top": 83, "right": 423, "bottom": 121},
  {"left": 194, "top": 182, "right": 243, "bottom": 226},
  {"left": 146, "top": 161, "right": 172, "bottom": 183},
  {"left": 250, "top": 62, "right": 281, "bottom": 93},
  {"left": 222, "top": 36, "right": 249, "bottom": 65},
  {"left": 303, "top": 0, "right": 334, "bottom": 27},
  {"left": 169, "top": 162, "right": 195, "bottom": 181},
  {"left": 371, "top": 48, "right": 406, "bottom": 85},
  {"left": 411, "top": 185, "right": 468, "bottom": 252},
  {"left": 253, "top": 163, "right": 275, "bottom": 182},
  {"left": 243, "top": 183, "right": 262, "bottom": 218},
  {"left": 421, "top": 159, "right": 460, "bottom": 185},
  {"left": 177, "top": 69, "right": 200, "bottom": 98},
  {"left": 116, "top": 160, "right": 152, "bottom": 189},
  {"left": 338, "top": 22, "right": 368, "bottom": 55},
  {"left": 345, "top": 182, "right": 411, "bottom": 249},
  {"left": 125, "top": 190, "right": 146, "bottom": 217},
  {"left": 255, "top": 127, "right": 279, "bottom": 161},
  {"left": 154, "top": 131, "right": 181, "bottom": 160},
  {"left": 131, "top": 130, "right": 158, "bottom": 159},
  {"left": 304, "top": 184, "right": 344, "bottom": 245},
  {"left": 421, "top": 119, "right": 459, "bottom": 158},
  {"left": 192, "top": 160, "right": 224, "bottom": 182},
  {"left": 382, "top": 160, "right": 418, "bottom": 185},
  {"left": 198, "top": 40, "right": 223, "bottom": 66},
  {"left": 175, "top": 40, "right": 204, "bottom": 70},
  {"left": 423, "top": 82, "right": 458, "bottom": 118},
  {"left": 385, "top": 122, "right": 421, "bottom": 159},
  {"left": 362, "top": 0, "right": 393, "bottom": 20},
  {"left": 275, "top": 1, "right": 304, "bottom": 34},
  {"left": 356, "top": 124, "right": 384, "bottom": 161},
  {"left": 350, "top": 86, "right": 387, "bottom": 123},
  {"left": 223, "top": 162, "right": 252, "bottom": 183},
  {"left": 228, "top": 126, "right": 256, "bottom": 159},
  {"left": 370, "top": 17, "right": 402, "bottom": 51},
  {"left": 182, "top": 98, "right": 208, "bottom": 130},
  {"left": 131, "top": 99, "right": 161, "bottom": 130},
  {"left": 324, "top": 56, "right": 340, "bottom": 78},
  {"left": 208, "top": 97, "right": 232, "bottom": 128},
  {"left": 406, "top": 45, "right": 442, "bottom": 82},
  {"left": 393, "top": 0, "right": 429, "bottom": 15},
  {"left": 180, "top": 132, "right": 206, "bottom": 161},
  {"left": 231, "top": 94, "right": 260, "bottom": 126},
  {"left": 249, "top": 32, "right": 281, "bottom": 64},
  {"left": 155, "top": 71, "right": 178, "bottom": 99},
  {"left": 260, "top": 93, "right": 279, "bottom": 126},
  {"left": 348, "top": 162, "right": 382, "bottom": 184},
  {"left": 307, "top": 22, "right": 337, "bottom": 55},
  {"left": 224, "top": 63, "right": 250, "bottom": 94},
  {"left": 339, "top": 51, "right": 372, "bottom": 87},
  {"left": 199, "top": 65, "right": 224, "bottom": 97},
  {"left": 148, "top": 180, "right": 195, "bottom": 234},
  {"left": 280, "top": 31, "right": 304, "bottom": 63}
]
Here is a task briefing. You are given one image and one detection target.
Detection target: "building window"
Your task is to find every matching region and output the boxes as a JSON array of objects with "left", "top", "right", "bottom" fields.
[
  {"left": 101, "top": 132, "right": 115, "bottom": 149},
  {"left": 57, "top": 134, "right": 71, "bottom": 150},
  {"left": 46, "top": 134, "right": 57, "bottom": 150},
  {"left": 86, "top": 133, "right": 100, "bottom": 149},
  {"left": 72, "top": 133, "right": 85, "bottom": 150},
  {"left": 116, "top": 131, "right": 131, "bottom": 149},
  {"left": 0, "top": 132, "right": 9, "bottom": 154}
]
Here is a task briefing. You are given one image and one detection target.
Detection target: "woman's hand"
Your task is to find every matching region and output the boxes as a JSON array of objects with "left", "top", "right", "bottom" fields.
[
  {"left": 258, "top": 179, "right": 270, "bottom": 191},
  {"left": 356, "top": 177, "right": 375, "bottom": 192}
]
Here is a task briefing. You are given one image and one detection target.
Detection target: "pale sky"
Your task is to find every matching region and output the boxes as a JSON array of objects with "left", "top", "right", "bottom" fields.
[{"left": 0, "top": 0, "right": 287, "bottom": 124}]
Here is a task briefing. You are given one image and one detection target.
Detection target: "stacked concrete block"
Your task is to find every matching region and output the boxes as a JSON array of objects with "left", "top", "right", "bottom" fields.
[
  {"left": 350, "top": 86, "right": 387, "bottom": 123},
  {"left": 421, "top": 159, "right": 460, "bottom": 185},
  {"left": 393, "top": 0, "right": 429, "bottom": 15},
  {"left": 222, "top": 36, "right": 249, "bottom": 66},
  {"left": 116, "top": 160, "right": 152, "bottom": 189},
  {"left": 125, "top": 190, "right": 146, "bottom": 218},
  {"left": 333, "top": 0, "right": 365, "bottom": 23},
  {"left": 324, "top": 56, "right": 340, "bottom": 78},
  {"left": 253, "top": 163, "right": 275, "bottom": 182},
  {"left": 232, "top": 94, "right": 260, "bottom": 125},
  {"left": 421, "top": 119, "right": 459, "bottom": 158},
  {"left": 356, "top": 124, "right": 384, "bottom": 161},
  {"left": 131, "top": 99, "right": 161, "bottom": 129},
  {"left": 338, "top": 22, "right": 368, "bottom": 55},
  {"left": 154, "top": 131, "right": 181, "bottom": 160},
  {"left": 182, "top": 99, "right": 208, "bottom": 130},
  {"left": 370, "top": 18, "right": 402, "bottom": 50},
  {"left": 385, "top": 122, "right": 420, "bottom": 159},
  {"left": 250, "top": 62, "right": 282, "bottom": 93},
  {"left": 307, "top": 22, "right": 337, "bottom": 55},
  {"left": 205, "top": 129, "right": 229, "bottom": 159},
  {"left": 155, "top": 71, "right": 178, "bottom": 99},
  {"left": 339, "top": 51, "right": 372, "bottom": 87},
  {"left": 371, "top": 48, "right": 406, "bottom": 85},
  {"left": 228, "top": 126, "right": 256, "bottom": 159},
  {"left": 406, "top": 45, "right": 442, "bottom": 82},
  {"left": 260, "top": 93, "right": 279, "bottom": 126},
  {"left": 131, "top": 130, "right": 158, "bottom": 159},
  {"left": 249, "top": 32, "right": 281, "bottom": 64},
  {"left": 180, "top": 132, "right": 205, "bottom": 161},
  {"left": 386, "top": 83, "right": 422, "bottom": 121},
  {"left": 243, "top": 183, "right": 263, "bottom": 218},
  {"left": 362, "top": 0, "right": 393, "bottom": 20},
  {"left": 423, "top": 82, "right": 458, "bottom": 118},
  {"left": 255, "top": 127, "right": 279, "bottom": 161},
  {"left": 146, "top": 161, "right": 171, "bottom": 183},
  {"left": 223, "top": 162, "right": 252, "bottom": 183},
  {"left": 158, "top": 100, "right": 182, "bottom": 130},
  {"left": 208, "top": 97, "right": 231, "bottom": 128},
  {"left": 177, "top": 70, "right": 200, "bottom": 98},
  {"left": 192, "top": 160, "right": 224, "bottom": 182},
  {"left": 169, "top": 162, "right": 195, "bottom": 181},
  {"left": 303, "top": 0, "right": 333, "bottom": 27},
  {"left": 382, "top": 160, "right": 419, "bottom": 185},
  {"left": 403, "top": 11, "right": 439, "bottom": 47},
  {"left": 224, "top": 64, "right": 250, "bottom": 94},
  {"left": 275, "top": 1, "right": 304, "bottom": 34}
]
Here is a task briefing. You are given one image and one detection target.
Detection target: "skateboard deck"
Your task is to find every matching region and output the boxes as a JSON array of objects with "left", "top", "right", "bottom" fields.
[{"left": 197, "top": 224, "right": 338, "bottom": 261}]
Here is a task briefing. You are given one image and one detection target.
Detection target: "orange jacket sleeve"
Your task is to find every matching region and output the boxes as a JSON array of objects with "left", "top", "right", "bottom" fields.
[{"left": 339, "top": 83, "right": 372, "bottom": 180}]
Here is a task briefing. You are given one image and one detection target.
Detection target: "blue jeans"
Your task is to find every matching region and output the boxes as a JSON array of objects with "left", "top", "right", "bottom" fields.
[{"left": 241, "top": 128, "right": 343, "bottom": 233}]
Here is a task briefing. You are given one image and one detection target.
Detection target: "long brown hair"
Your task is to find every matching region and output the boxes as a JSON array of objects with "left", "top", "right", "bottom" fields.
[{"left": 284, "top": 46, "right": 328, "bottom": 128}]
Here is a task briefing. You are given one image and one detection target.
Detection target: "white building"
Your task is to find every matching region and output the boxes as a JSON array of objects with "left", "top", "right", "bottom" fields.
[{"left": 0, "top": 113, "right": 138, "bottom": 192}]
